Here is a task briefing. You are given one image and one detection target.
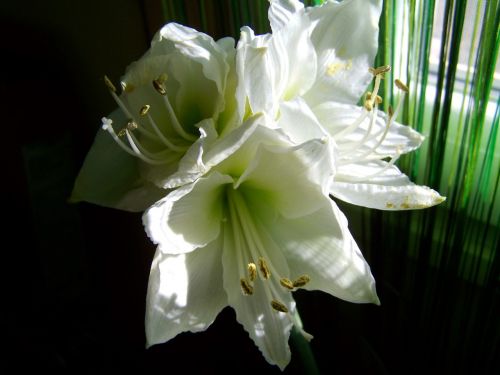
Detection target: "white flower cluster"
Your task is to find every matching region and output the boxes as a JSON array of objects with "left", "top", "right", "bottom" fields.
[{"left": 72, "top": 0, "right": 444, "bottom": 369}]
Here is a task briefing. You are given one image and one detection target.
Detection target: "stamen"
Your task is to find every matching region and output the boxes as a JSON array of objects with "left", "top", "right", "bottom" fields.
[
  {"left": 293, "top": 275, "right": 311, "bottom": 288},
  {"left": 104, "top": 76, "right": 138, "bottom": 123},
  {"left": 248, "top": 263, "right": 257, "bottom": 282},
  {"left": 152, "top": 79, "right": 167, "bottom": 96},
  {"left": 369, "top": 65, "right": 391, "bottom": 76},
  {"left": 104, "top": 75, "right": 117, "bottom": 92},
  {"left": 121, "top": 82, "right": 135, "bottom": 93},
  {"left": 395, "top": 79, "right": 409, "bottom": 92},
  {"left": 140, "top": 105, "right": 150, "bottom": 116},
  {"left": 124, "top": 128, "right": 169, "bottom": 165},
  {"left": 101, "top": 118, "right": 148, "bottom": 159},
  {"left": 333, "top": 110, "right": 369, "bottom": 139},
  {"left": 280, "top": 278, "right": 294, "bottom": 290},
  {"left": 258, "top": 257, "right": 271, "bottom": 280},
  {"left": 271, "top": 299, "right": 289, "bottom": 313},
  {"left": 151, "top": 77, "right": 197, "bottom": 142},
  {"left": 240, "top": 278, "right": 254, "bottom": 296},
  {"left": 145, "top": 111, "right": 188, "bottom": 152},
  {"left": 364, "top": 99, "right": 373, "bottom": 112},
  {"left": 117, "top": 120, "right": 138, "bottom": 137}
]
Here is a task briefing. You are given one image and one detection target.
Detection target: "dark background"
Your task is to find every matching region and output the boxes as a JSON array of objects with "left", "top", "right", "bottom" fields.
[{"left": 2, "top": 1, "right": 498, "bottom": 374}]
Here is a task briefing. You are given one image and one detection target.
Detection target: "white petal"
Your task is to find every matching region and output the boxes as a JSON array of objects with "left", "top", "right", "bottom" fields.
[
  {"left": 222, "top": 191, "right": 294, "bottom": 370},
  {"left": 237, "top": 138, "right": 335, "bottom": 218},
  {"left": 157, "top": 23, "right": 230, "bottom": 93},
  {"left": 278, "top": 98, "right": 328, "bottom": 145},
  {"left": 146, "top": 242, "right": 227, "bottom": 347},
  {"left": 270, "top": 198, "right": 380, "bottom": 304},
  {"left": 143, "top": 172, "right": 232, "bottom": 254},
  {"left": 304, "top": 0, "right": 382, "bottom": 106},
  {"left": 268, "top": 0, "right": 304, "bottom": 32},
  {"left": 236, "top": 27, "right": 277, "bottom": 115},
  {"left": 331, "top": 161, "right": 446, "bottom": 210},
  {"left": 269, "top": 10, "right": 317, "bottom": 102}
]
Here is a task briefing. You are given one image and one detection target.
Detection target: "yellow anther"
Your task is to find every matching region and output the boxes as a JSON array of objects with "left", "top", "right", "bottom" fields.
[
  {"left": 366, "top": 91, "right": 382, "bottom": 105},
  {"left": 395, "top": 79, "right": 409, "bottom": 92},
  {"left": 364, "top": 99, "right": 373, "bottom": 112},
  {"left": 270, "top": 299, "right": 289, "bottom": 313},
  {"left": 121, "top": 82, "right": 135, "bottom": 93},
  {"left": 369, "top": 65, "right": 391, "bottom": 76},
  {"left": 258, "top": 258, "right": 271, "bottom": 279},
  {"left": 140, "top": 105, "right": 150, "bottom": 116},
  {"left": 104, "top": 75, "right": 117, "bottom": 92},
  {"left": 127, "top": 120, "right": 138, "bottom": 131},
  {"left": 240, "top": 278, "right": 254, "bottom": 296},
  {"left": 293, "top": 275, "right": 311, "bottom": 288},
  {"left": 280, "top": 278, "right": 294, "bottom": 290},
  {"left": 248, "top": 263, "right": 257, "bottom": 282},
  {"left": 152, "top": 79, "right": 167, "bottom": 96}
]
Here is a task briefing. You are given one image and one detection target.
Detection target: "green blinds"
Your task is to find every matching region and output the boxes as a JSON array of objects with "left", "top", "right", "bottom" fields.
[{"left": 376, "top": 0, "right": 499, "bottom": 372}]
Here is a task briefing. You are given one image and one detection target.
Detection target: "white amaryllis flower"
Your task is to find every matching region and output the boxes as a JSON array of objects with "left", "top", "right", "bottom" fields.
[
  {"left": 71, "top": 23, "right": 238, "bottom": 211},
  {"left": 143, "top": 116, "right": 379, "bottom": 370},
  {"left": 237, "top": 0, "right": 445, "bottom": 210}
]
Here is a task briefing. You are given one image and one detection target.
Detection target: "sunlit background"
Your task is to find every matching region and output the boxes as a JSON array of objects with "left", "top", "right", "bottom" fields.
[{"left": 3, "top": 0, "right": 498, "bottom": 373}]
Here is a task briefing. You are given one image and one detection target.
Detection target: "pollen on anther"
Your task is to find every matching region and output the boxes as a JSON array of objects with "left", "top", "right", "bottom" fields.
[
  {"left": 280, "top": 278, "right": 294, "bottom": 290},
  {"left": 152, "top": 79, "right": 167, "bottom": 96},
  {"left": 271, "top": 299, "right": 289, "bottom": 313},
  {"left": 248, "top": 263, "right": 257, "bottom": 282},
  {"left": 258, "top": 258, "right": 271, "bottom": 279},
  {"left": 140, "top": 105, "right": 150, "bottom": 116},
  {"left": 240, "top": 278, "right": 254, "bottom": 295},
  {"left": 369, "top": 65, "right": 391, "bottom": 76},
  {"left": 293, "top": 275, "right": 311, "bottom": 288},
  {"left": 395, "top": 79, "right": 409, "bottom": 92},
  {"left": 127, "top": 121, "right": 138, "bottom": 131}
]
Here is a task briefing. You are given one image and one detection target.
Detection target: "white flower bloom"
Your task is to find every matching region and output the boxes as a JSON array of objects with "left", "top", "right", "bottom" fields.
[
  {"left": 237, "top": 0, "right": 445, "bottom": 210},
  {"left": 143, "top": 116, "right": 379, "bottom": 370},
  {"left": 71, "top": 23, "right": 238, "bottom": 211}
]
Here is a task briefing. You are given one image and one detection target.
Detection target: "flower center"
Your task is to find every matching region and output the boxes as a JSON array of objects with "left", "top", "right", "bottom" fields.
[
  {"left": 226, "top": 187, "right": 313, "bottom": 340},
  {"left": 101, "top": 75, "right": 194, "bottom": 165}
]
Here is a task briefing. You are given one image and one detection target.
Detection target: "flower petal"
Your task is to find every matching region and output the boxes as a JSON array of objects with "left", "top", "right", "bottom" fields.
[
  {"left": 270, "top": 198, "right": 380, "bottom": 304},
  {"left": 268, "top": 0, "right": 304, "bottom": 32},
  {"left": 145, "top": 241, "right": 227, "bottom": 347},
  {"left": 304, "top": 0, "right": 382, "bottom": 106},
  {"left": 237, "top": 12, "right": 317, "bottom": 116},
  {"left": 153, "top": 23, "right": 230, "bottom": 94},
  {"left": 278, "top": 98, "right": 328, "bottom": 145},
  {"left": 143, "top": 172, "right": 232, "bottom": 254},
  {"left": 331, "top": 161, "right": 446, "bottom": 210},
  {"left": 70, "top": 110, "right": 167, "bottom": 212}
]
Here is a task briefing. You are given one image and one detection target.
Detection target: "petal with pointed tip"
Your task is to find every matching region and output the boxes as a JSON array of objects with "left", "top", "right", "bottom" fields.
[{"left": 146, "top": 242, "right": 227, "bottom": 347}]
